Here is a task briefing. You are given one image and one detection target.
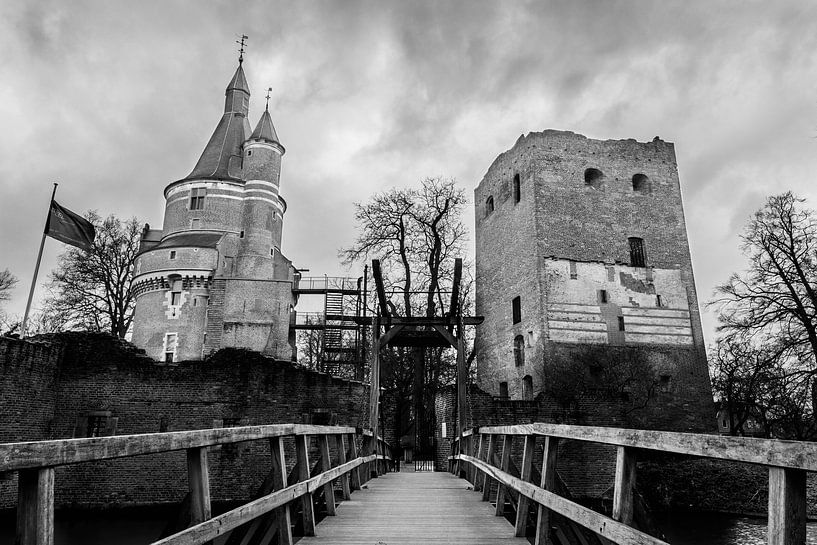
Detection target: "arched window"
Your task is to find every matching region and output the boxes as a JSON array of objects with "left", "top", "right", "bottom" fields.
[
  {"left": 514, "top": 335, "right": 525, "bottom": 367},
  {"left": 628, "top": 237, "right": 646, "bottom": 267},
  {"left": 522, "top": 375, "right": 533, "bottom": 400},
  {"left": 499, "top": 382, "right": 509, "bottom": 399},
  {"left": 485, "top": 196, "right": 495, "bottom": 217},
  {"left": 513, "top": 174, "right": 521, "bottom": 203},
  {"left": 584, "top": 168, "right": 604, "bottom": 189},
  {"left": 632, "top": 173, "right": 651, "bottom": 194}
]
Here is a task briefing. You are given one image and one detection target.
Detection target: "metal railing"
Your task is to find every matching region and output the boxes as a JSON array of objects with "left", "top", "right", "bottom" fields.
[
  {"left": 1, "top": 424, "right": 392, "bottom": 545},
  {"left": 450, "top": 423, "right": 817, "bottom": 545},
  {"left": 295, "top": 277, "right": 360, "bottom": 292}
]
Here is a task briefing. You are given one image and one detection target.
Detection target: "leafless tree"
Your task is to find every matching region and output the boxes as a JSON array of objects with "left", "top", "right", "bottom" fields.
[
  {"left": 712, "top": 192, "right": 817, "bottom": 431},
  {"left": 0, "top": 269, "right": 19, "bottom": 335},
  {"left": 44, "top": 212, "right": 141, "bottom": 338}
]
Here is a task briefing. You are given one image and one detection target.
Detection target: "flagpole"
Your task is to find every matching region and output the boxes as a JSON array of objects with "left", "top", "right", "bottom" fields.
[{"left": 21, "top": 182, "right": 58, "bottom": 338}]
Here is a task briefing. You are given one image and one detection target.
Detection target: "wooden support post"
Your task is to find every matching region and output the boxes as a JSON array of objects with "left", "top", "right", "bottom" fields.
[
  {"left": 16, "top": 467, "right": 54, "bottom": 545},
  {"left": 481, "top": 434, "right": 496, "bottom": 502},
  {"left": 187, "top": 447, "right": 211, "bottom": 526},
  {"left": 612, "top": 446, "right": 636, "bottom": 526},
  {"left": 469, "top": 434, "right": 478, "bottom": 484},
  {"left": 464, "top": 435, "right": 472, "bottom": 483},
  {"left": 336, "top": 435, "right": 352, "bottom": 500},
  {"left": 515, "top": 435, "right": 536, "bottom": 537},
  {"left": 263, "top": 436, "right": 293, "bottom": 545},
  {"left": 456, "top": 320, "right": 467, "bottom": 439},
  {"left": 362, "top": 434, "right": 374, "bottom": 481},
  {"left": 349, "top": 433, "right": 361, "bottom": 491},
  {"left": 768, "top": 467, "right": 807, "bottom": 545},
  {"left": 495, "top": 434, "right": 512, "bottom": 517},
  {"left": 295, "top": 435, "right": 316, "bottom": 536},
  {"left": 474, "top": 434, "right": 487, "bottom": 492},
  {"left": 369, "top": 316, "right": 381, "bottom": 478},
  {"left": 318, "top": 434, "right": 336, "bottom": 516},
  {"left": 534, "top": 436, "right": 559, "bottom": 545}
]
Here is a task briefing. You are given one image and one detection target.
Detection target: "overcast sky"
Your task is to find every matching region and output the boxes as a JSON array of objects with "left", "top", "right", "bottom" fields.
[{"left": 1, "top": 1, "right": 816, "bottom": 346}]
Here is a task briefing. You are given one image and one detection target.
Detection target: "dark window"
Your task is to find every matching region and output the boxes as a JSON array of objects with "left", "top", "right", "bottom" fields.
[
  {"left": 247, "top": 150, "right": 252, "bottom": 156},
  {"left": 499, "top": 382, "right": 509, "bottom": 399},
  {"left": 239, "top": 230, "right": 245, "bottom": 238},
  {"left": 629, "top": 237, "right": 646, "bottom": 267},
  {"left": 618, "top": 316, "right": 625, "bottom": 331},
  {"left": 310, "top": 410, "right": 335, "bottom": 425},
  {"left": 514, "top": 335, "right": 525, "bottom": 367},
  {"left": 159, "top": 416, "right": 169, "bottom": 433},
  {"left": 170, "top": 291, "right": 181, "bottom": 306},
  {"left": 522, "top": 375, "right": 533, "bottom": 400},
  {"left": 190, "top": 188, "right": 206, "bottom": 210},
  {"left": 569, "top": 261, "right": 577, "bottom": 279},
  {"left": 87, "top": 415, "right": 105, "bottom": 437},
  {"left": 513, "top": 174, "right": 521, "bottom": 203},
  {"left": 165, "top": 352, "right": 174, "bottom": 363},
  {"left": 656, "top": 294, "right": 663, "bottom": 307},
  {"left": 584, "top": 168, "right": 604, "bottom": 189},
  {"left": 169, "top": 250, "right": 176, "bottom": 260},
  {"left": 512, "top": 296, "right": 521, "bottom": 324},
  {"left": 486, "top": 196, "right": 494, "bottom": 216},
  {"left": 270, "top": 248, "right": 274, "bottom": 256},
  {"left": 632, "top": 173, "right": 651, "bottom": 194},
  {"left": 598, "top": 290, "right": 608, "bottom": 304}
]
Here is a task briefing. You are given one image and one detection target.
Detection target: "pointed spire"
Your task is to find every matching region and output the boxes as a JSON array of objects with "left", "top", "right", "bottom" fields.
[{"left": 250, "top": 109, "right": 281, "bottom": 145}]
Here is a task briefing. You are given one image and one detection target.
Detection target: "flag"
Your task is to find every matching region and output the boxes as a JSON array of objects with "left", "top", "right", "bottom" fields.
[{"left": 45, "top": 200, "right": 95, "bottom": 251}]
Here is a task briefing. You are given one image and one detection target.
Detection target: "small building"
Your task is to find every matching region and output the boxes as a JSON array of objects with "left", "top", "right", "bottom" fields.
[{"left": 131, "top": 59, "right": 297, "bottom": 361}]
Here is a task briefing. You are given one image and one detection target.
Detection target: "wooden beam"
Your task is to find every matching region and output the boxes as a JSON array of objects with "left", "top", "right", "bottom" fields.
[
  {"left": 460, "top": 454, "right": 667, "bottom": 545},
  {"left": 0, "top": 424, "right": 357, "bottom": 473},
  {"left": 476, "top": 423, "right": 817, "bottom": 472},
  {"left": 495, "top": 435, "right": 512, "bottom": 517},
  {"left": 336, "top": 435, "right": 352, "bottom": 500},
  {"left": 269, "top": 436, "right": 293, "bottom": 545},
  {"left": 612, "top": 446, "right": 636, "bottom": 526},
  {"left": 473, "top": 434, "right": 486, "bottom": 492},
  {"left": 515, "top": 435, "right": 536, "bottom": 537},
  {"left": 295, "top": 435, "right": 316, "bottom": 536},
  {"left": 369, "top": 317, "right": 381, "bottom": 466},
  {"left": 16, "top": 467, "right": 54, "bottom": 545},
  {"left": 768, "top": 467, "right": 807, "bottom": 545},
  {"left": 481, "top": 435, "right": 496, "bottom": 502},
  {"left": 534, "top": 436, "right": 558, "bottom": 545},
  {"left": 371, "top": 260, "right": 390, "bottom": 319},
  {"left": 431, "top": 324, "right": 458, "bottom": 347},
  {"left": 348, "top": 433, "right": 361, "bottom": 491},
  {"left": 448, "top": 257, "right": 462, "bottom": 319},
  {"left": 318, "top": 435, "right": 336, "bottom": 516},
  {"left": 456, "top": 318, "right": 468, "bottom": 438},
  {"left": 378, "top": 324, "right": 404, "bottom": 348},
  {"left": 186, "top": 447, "right": 211, "bottom": 526}
]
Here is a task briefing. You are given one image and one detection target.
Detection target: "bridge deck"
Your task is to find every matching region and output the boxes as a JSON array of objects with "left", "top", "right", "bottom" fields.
[{"left": 298, "top": 469, "right": 528, "bottom": 544}]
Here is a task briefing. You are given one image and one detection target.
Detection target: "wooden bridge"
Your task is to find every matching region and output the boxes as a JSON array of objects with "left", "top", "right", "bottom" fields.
[{"left": 1, "top": 421, "right": 815, "bottom": 545}]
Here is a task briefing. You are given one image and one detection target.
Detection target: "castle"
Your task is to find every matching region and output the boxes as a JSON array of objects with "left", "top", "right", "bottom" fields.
[
  {"left": 131, "top": 58, "right": 297, "bottom": 362},
  {"left": 473, "top": 130, "right": 713, "bottom": 425}
]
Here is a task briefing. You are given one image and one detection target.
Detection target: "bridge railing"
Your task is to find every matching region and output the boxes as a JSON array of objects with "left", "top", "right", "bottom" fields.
[
  {"left": 0, "top": 423, "right": 392, "bottom": 545},
  {"left": 450, "top": 423, "right": 817, "bottom": 545}
]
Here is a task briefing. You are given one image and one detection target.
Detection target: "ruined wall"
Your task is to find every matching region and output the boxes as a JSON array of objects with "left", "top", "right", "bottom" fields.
[
  {"left": 474, "top": 130, "right": 712, "bottom": 430},
  {"left": 0, "top": 333, "right": 368, "bottom": 509}
]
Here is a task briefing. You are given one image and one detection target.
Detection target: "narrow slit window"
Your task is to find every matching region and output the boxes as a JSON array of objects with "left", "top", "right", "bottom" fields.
[
  {"left": 522, "top": 375, "right": 533, "bottom": 400},
  {"left": 485, "top": 196, "right": 495, "bottom": 216},
  {"left": 169, "top": 250, "right": 177, "bottom": 260},
  {"left": 512, "top": 296, "right": 521, "bottom": 324},
  {"left": 599, "top": 290, "right": 608, "bottom": 304},
  {"left": 618, "top": 316, "right": 625, "bottom": 331},
  {"left": 499, "top": 382, "right": 509, "bottom": 399},
  {"left": 513, "top": 174, "right": 521, "bottom": 203},
  {"left": 514, "top": 335, "right": 525, "bottom": 367}
]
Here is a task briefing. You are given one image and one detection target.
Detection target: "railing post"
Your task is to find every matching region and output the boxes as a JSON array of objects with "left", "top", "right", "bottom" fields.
[
  {"left": 267, "top": 436, "right": 293, "bottom": 545},
  {"left": 336, "top": 434, "right": 352, "bottom": 500},
  {"left": 495, "top": 434, "right": 512, "bottom": 517},
  {"left": 612, "top": 445, "right": 636, "bottom": 526},
  {"left": 466, "top": 434, "right": 475, "bottom": 484},
  {"left": 768, "top": 467, "right": 807, "bottom": 545},
  {"left": 16, "top": 467, "right": 55, "bottom": 545},
  {"left": 295, "top": 434, "right": 316, "bottom": 536},
  {"left": 481, "top": 434, "right": 495, "bottom": 502},
  {"left": 515, "top": 435, "right": 536, "bottom": 537},
  {"left": 186, "top": 447, "right": 211, "bottom": 526},
  {"left": 318, "top": 434, "right": 336, "bottom": 516},
  {"left": 474, "top": 433, "right": 486, "bottom": 492},
  {"left": 363, "top": 434, "right": 375, "bottom": 480},
  {"left": 349, "top": 433, "right": 361, "bottom": 491},
  {"left": 534, "top": 436, "right": 558, "bottom": 545}
]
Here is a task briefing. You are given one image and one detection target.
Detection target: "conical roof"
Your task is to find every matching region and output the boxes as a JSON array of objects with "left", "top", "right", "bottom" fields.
[
  {"left": 249, "top": 109, "right": 281, "bottom": 145},
  {"left": 227, "top": 65, "right": 250, "bottom": 94}
]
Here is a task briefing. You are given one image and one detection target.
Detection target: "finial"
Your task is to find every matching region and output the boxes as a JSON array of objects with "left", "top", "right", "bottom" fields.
[
  {"left": 265, "top": 87, "right": 272, "bottom": 111},
  {"left": 236, "top": 34, "right": 248, "bottom": 64}
]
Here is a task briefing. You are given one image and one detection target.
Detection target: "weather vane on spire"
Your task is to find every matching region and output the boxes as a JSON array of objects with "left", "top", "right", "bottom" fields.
[
  {"left": 265, "top": 88, "right": 272, "bottom": 111},
  {"left": 236, "top": 34, "right": 248, "bottom": 64}
]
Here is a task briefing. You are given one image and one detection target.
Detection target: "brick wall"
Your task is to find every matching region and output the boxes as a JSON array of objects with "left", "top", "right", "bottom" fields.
[{"left": 0, "top": 333, "right": 369, "bottom": 509}]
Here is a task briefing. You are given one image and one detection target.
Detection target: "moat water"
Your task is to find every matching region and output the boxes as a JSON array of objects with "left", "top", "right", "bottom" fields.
[{"left": 1, "top": 508, "right": 815, "bottom": 544}]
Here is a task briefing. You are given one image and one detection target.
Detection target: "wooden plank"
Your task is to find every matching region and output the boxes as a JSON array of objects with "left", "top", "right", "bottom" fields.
[
  {"left": 349, "top": 433, "right": 361, "bottom": 491},
  {"left": 482, "top": 434, "right": 496, "bottom": 502},
  {"left": 495, "top": 435, "right": 511, "bottom": 517},
  {"left": 515, "top": 435, "right": 536, "bottom": 537},
  {"left": 612, "top": 446, "right": 636, "bottom": 526},
  {"left": 460, "top": 454, "right": 667, "bottom": 545},
  {"left": 477, "top": 423, "right": 817, "bottom": 471},
  {"left": 152, "top": 455, "right": 373, "bottom": 545},
  {"left": 369, "top": 317, "right": 381, "bottom": 467},
  {"left": 297, "top": 470, "right": 527, "bottom": 545},
  {"left": 0, "top": 424, "right": 356, "bottom": 472},
  {"left": 456, "top": 320, "right": 467, "bottom": 437},
  {"left": 768, "top": 467, "right": 807, "bottom": 545},
  {"left": 16, "top": 467, "right": 54, "bottom": 545},
  {"left": 296, "top": 434, "right": 316, "bottom": 536},
  {"left": 535, "top": 436, "right": 558, "bottom": 545},
  {"left": 318, "top": 435, "right": 336, "bottom": 516},
  {"left": 270, "top": 436, "right": 293, "bottom": 545},
  {"left": 186, "top": 447, "right": 211, "bottom": 526},
  {"left": 371, "top": 260, "right": 390, "bottom": 319},
  {"left": 336, "top": 435, "right": 352, "bottom": 500},
  {"left": 474, "top": 434, "right": 486, "bottom": 492},
  {"left": 378, "top": 324, "right": 405, "bottom": 347}
]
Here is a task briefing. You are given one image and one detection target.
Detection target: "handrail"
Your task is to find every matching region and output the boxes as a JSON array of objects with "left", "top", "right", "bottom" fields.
[
  {"left": 2, "top": 423, "right": 393, "bottom": 545},
  {"left": 451, "top": 423, "right": 816, "bottom": 545}
]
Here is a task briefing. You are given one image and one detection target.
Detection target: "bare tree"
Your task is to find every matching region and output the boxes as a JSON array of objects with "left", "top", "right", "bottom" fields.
[
  {"left": 712, "top": 192, "right": 817, "bottom": 427},
  {"left": 44, "top": 212, "right": 141, "bottom": 338},
  {"left": 0, "top": 269, "right": 19, "bottom": 335}
]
